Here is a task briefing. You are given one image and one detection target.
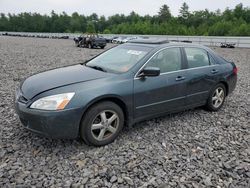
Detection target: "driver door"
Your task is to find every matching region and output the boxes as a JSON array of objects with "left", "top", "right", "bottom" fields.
[{"left": 133, "top": 47, "right": 187, "bottom": 119}]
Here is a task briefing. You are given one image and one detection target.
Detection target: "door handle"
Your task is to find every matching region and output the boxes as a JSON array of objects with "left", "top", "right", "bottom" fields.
[
  {"left": 176, "top": 76, "right": 186, "bottom": 81},
  {"left": 211, "top": 69, "right": 219, "bottom": 74}
]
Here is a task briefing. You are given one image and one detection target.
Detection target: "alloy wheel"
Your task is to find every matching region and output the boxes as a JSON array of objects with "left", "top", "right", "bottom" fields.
[
  {"left": 212, "top": 87, "right": 225, "bottom": 108},
  {"left": 91, "top": 110, "right": 119, "bottom": 141}
]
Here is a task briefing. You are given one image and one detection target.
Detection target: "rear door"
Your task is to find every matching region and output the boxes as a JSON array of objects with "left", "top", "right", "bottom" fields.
[
  {"left": 133, "top": 47, "right": 187, "bottom": 119},
  {"left": 183, "top": 47, "right": 221, "bottom": 106}
]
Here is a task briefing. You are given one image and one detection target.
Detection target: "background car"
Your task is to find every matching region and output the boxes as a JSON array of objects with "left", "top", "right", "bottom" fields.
[
  {"left": 15, "top": 39, "right": 237, "bottom": 146},
  {"left": 74, "top": 34, "right": 106, "bottom": 49},
  {"left": 103, "top": 36, "right": 117, "bottom": 43},
  {"left": 122, "top": 36, "right": 138, "bottom": 43},
  {"left": 112, "top": 36, "right": 127, "bottom": 43}
]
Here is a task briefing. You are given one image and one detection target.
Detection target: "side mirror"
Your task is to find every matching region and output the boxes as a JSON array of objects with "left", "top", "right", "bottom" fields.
[{"left": 138, "top": 67, "right": 160, "bottom": 78}]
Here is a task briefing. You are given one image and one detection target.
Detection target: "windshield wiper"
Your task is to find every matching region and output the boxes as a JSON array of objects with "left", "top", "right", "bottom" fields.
[{"left": 86, "top": 65, "right": 107, "bottom": 72}]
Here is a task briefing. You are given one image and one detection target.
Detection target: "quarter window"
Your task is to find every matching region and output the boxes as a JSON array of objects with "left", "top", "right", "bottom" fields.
[
  {"left": 185, "top": 48, "right": 210, "bottom": 68},
  {"left": 145, "top": 48, "right": 182, "bottom": 73},
  {"left": 209, "top": 54, "right": 216, "bottom": 65}
]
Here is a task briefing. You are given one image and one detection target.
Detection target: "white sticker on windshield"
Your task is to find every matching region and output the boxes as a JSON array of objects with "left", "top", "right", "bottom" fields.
[{"left": 127, "top": 50, "right": 143, "bottom": 55}]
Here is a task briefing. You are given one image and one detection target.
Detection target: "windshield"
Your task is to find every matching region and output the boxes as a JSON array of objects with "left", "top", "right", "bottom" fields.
[{"left": 86, "top": 45, "right": 152, "bottom": 73}]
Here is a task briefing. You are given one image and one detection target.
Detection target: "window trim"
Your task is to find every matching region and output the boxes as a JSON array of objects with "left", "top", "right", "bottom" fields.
[
  {"left": 134, "top": 64, "right": 218, "bottom": 80},
  {"left": 134, "top": 46, "right": 219, "bottom": 80},
  {"left": 208, "top": 52, "right": 217, "bottom": 65}
]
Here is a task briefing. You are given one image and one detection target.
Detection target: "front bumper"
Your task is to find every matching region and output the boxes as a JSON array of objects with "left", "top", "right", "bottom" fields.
[{"left": 15, "top": 101, "right": 83, "bottom": 139}]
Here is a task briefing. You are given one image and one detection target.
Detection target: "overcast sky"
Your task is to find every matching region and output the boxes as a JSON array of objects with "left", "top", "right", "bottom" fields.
[{"left": 0, "top": 0, "right": 249, "bottom": 17}]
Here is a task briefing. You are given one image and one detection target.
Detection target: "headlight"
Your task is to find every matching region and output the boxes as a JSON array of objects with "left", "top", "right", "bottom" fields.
[{"left": 30, "top": 93, "right": 75, "bottom": 110}]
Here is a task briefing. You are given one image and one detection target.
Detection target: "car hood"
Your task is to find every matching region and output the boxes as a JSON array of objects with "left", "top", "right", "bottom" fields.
[{"left": 21, "top": 64, "right": 110, "bottom": 99}]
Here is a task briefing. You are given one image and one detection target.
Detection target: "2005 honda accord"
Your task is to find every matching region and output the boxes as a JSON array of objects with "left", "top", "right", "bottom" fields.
[{"left": 15, "top": 39, "right": 237, "bottom": 146}]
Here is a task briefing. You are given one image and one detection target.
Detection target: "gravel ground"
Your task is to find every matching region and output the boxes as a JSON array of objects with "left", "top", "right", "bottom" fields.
[{"left": 0, "top": 36, "right": 249, "bottom": 188}]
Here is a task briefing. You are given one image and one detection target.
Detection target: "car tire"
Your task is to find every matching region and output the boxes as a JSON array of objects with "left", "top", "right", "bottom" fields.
[
  {"left": 80, "top": 101, "right": 124, "bottom": 146},
  {"left": 100, "top": 46, "right": 105, "bottom": 49},
  {"left": 88, "top": 43, "right": 93, "bottom": 49},
  {"left": 206, "top": 83, "right": 226, "bottom": 111}
]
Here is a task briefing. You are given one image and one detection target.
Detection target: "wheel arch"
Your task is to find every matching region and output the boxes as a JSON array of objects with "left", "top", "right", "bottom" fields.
[
  {"left": 219, "top": 81, "right": 229, "bottom": 96},
  {"left": 79, "top": 95, "right": 130, "bottom": 133}
]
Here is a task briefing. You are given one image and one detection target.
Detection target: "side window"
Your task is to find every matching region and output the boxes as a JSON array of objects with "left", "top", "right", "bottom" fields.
[
  {"left": 185, "top": 48, "right": 210, "bottom": 68},
  {"left": 146, "top": 48, "right": 182, "bottom": 73}
]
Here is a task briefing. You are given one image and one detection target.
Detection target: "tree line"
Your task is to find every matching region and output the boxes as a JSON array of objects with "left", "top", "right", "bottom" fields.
[{"left": 0, "top": 3, "right": 250, "bottom": 36}]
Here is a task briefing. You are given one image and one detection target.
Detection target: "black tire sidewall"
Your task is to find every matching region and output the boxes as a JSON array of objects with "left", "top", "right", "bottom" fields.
[
  {"left": 88, "top": 43, "right": 92, "bottom": 49},
  {"left": 206, "top": 83, "right": 226, "bottom": 111},
  {"left": 80, "top": 102, "right": 124, "bottom": 146}
]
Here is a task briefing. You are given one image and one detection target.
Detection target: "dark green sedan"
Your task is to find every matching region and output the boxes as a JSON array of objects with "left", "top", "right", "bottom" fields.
[{"left": 15, "top": 39, "right": 237, "bottom": 146}]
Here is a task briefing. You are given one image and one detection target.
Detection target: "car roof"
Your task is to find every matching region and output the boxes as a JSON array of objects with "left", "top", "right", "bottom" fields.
[
  {"left": 129, "top": 38, "right": 169, "bottom": 45},
  {"left": 127, "top": 38, "right": 211, "bottom": 51}
]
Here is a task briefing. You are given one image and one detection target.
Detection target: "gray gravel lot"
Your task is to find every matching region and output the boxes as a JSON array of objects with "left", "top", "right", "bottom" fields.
[{"left": 0, "top": 36, "right": 249, "bottom": 188}]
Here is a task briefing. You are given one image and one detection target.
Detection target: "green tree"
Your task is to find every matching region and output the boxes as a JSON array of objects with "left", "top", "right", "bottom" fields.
[
  {"left": 103, "top": 29, "right": 111, "bottom": 34},
  {"left": 70, "top": 12, "right": 82, "bottom": 32},
  {"left": 223, "top": 8, "right": 234, "bottom": 21},
  {"left": 208, "top": 21, "right": 233, "bottom": 36},
  {"left": 86, "top": 21, "right": 96, "bottom": 33},
  {"left": 158, "top": 4, "right": 171, "bottom": 23},
  {"left": 234, "top": 3, "right": 243, "bottom": 19},
  {"left": 179, "top": 2, "right": 190, "bottom": 20},
  {"left": 1, "top": 3, "right": 250, "bottom": 36}
]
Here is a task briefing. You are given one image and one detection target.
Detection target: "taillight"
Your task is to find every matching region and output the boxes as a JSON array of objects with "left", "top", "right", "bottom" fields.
[{"left": 233, "top": 67, "right": 238, "bottom": 75}]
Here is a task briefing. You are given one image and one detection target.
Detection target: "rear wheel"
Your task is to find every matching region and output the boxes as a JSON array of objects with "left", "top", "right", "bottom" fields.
[
  {"left": 88, "top": 43, "right": 93, "bottom": 49},
  {"left": 80, "top": 101, "right": 124, "bottom": 146},
  {"left": 206, "top": 83, "right": 226, "bottom": 111}
]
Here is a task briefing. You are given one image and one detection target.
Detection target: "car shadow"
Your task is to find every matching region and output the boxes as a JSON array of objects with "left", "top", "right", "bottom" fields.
[{"left": 18, "top": 106, "right": 205, "bottom": 149}]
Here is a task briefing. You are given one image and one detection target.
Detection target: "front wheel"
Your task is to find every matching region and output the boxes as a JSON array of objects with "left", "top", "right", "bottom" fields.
[
  {"left": 75, "top": 42, "right": 80, "bottom": 47},
  {"left": 206, "top": 83, "right": 226, "bottom": 111},
  {"left": 80, "top": 101, "right": 124, "bottom": 146}
]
